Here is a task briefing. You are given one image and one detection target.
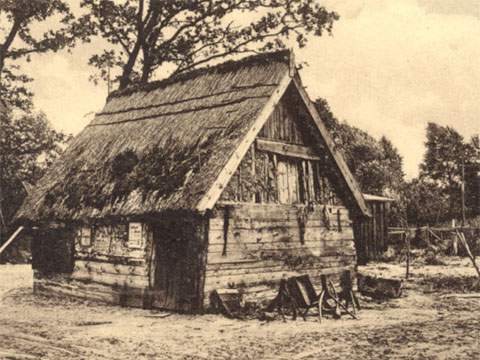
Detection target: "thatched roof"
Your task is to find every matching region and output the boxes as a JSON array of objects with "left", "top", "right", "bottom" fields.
[
  {"left": 17, "top": 49, "right": 370, "bottom": 223},
  {"left": 17, "top": 51, "right": 291, "bottom": 222},
  {"left": 0, "top": 99, "right": 7, "bottom": 117}
]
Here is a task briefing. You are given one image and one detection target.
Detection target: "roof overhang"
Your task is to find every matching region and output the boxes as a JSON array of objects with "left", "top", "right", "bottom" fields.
[{"left": 196, "top": 56, "right": 371, "bottom": 218}]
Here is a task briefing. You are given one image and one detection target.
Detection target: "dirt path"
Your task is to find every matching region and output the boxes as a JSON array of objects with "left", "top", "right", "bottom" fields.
[{"left": 0, "top": 260, "right": 479, "bottom": 359}]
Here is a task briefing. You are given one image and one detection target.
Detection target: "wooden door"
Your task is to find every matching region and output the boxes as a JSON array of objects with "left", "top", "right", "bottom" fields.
[{"left": 152, "top": 222, "right": 186, "bottom": 310}]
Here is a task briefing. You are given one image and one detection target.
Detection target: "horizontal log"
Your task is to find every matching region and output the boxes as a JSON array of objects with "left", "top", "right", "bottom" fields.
[
  {"left": 357, "top": 274, "right": 403, "bottom": 299},
  {"left": 204, "top": 265, "right": 355, "bottom": 292},
  {"left": 206, "top": 255, "right": 355, "bottom": 272},
  {"left": 206, "top": 259, "right": 354, "bottom": 279},
  {"left": 75, "top": 253, "right": 146, "bottom": 266},
  {"left": 213, "top": 203, "right": 350, "bottom": 221},
  {"left": 71, "top": 267, "right": 149, "bottom": 289},
  {"left": 34, "top": 280, "right": 119, "bottom": 304},
  {"left": 75, "top": 260, "right": 148, "bottom": 277},
  {"left": 256, "top": 138, "right": 322, "bottom": 161},
  {"left": 208, "top": 237, "right": 355, "bottom": 254},
  {"left": 204, "top": 269, "right": 355, "bottom": 305},
  {"left": 208, "top": 227, "right": 354, "bottom": 246},
  {"left": 209, "top": 218, "right": 352, "bottom": 232},
  {"left": 209, "top": 238, "right": 355, "bottom": 250},
  {"left": 207, "top": 247, "right": 356, "bottom": 263},
  {"left": 205, "top": 264, "right": 355, "bottom": 287},
  {"left": 34, "top": 278, "right": 148, "bottom": 307}
]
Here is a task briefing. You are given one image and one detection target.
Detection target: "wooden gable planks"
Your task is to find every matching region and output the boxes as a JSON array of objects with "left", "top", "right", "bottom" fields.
[
  {"left": 197, "top": 55, "right": 370, "bottom": 218},
  {"left": 291, "top": 75, "right": 370, "bottom": 217},
  {"left": 196, "top": 70, "right": 293, "bottom": 212}
]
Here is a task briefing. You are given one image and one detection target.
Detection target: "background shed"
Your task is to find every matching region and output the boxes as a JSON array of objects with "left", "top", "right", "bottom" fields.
[{"left": 354, "top": 194, "right": 394, "bottom": 264}]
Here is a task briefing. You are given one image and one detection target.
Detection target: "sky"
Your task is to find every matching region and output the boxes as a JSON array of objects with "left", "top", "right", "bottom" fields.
[{"left": 21, "top": 0, "right": 480, "bottom": 179}]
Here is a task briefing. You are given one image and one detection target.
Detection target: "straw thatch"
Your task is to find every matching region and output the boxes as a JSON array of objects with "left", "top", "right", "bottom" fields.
[
  {"left": 0, "top": 99, "right": 7, "bottom": 118},
  {"left": 17, "top": 51, "right": 291, "bottom": 222}
]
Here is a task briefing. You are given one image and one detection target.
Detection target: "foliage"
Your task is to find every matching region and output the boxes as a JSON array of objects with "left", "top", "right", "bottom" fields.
[
  {"left": 413, "top": 123, "right": 478, "bottom": 222},
  {"left": 314, "top": 98, "right": 405, "bottom": 197},
  {"left": 402, "top": 124, "right": 479, "bottom": 225},
  {"left": 44, "top": 134, "right": 216, "bottom": 212},
  {"left": 403, "top": 178, "right": 450, "bottom": 225},
  {"left": 0, "top": 0, "right": 87, "bottom": 110},
  {"left": 465, "top": 135, "right": 480, "bottom": 216},
  {"left": 77, "top": 0, "right": 339, "bottom": 90},
  {"left": 420, "top": 123, "right": 471, "bottom": 189},
  {"left": 0, "top": 110, "right": 70, "bottom": 233}
]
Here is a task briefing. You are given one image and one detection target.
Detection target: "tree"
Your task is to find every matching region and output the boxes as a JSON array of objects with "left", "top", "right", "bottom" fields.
[
  {"left": 419, "top": 122, "right": 475, "bottom": 219},
  {"left": 403, "top": 178, "right": 450, "bottom": 225},
  {"left": 465, "top": 135, "right": 480, "bottom": 216},
  {"left": 0, "top": 109, "right": 70, "bottom": 239},
  {"left": 315, "top": 98, "right": 405, "bottom": 196},
  {"left": 79, "top": 0, "right": 339, "bottom": 90},
  {"left": 0, "top": 0, "right": 86, "bottom": 110}
]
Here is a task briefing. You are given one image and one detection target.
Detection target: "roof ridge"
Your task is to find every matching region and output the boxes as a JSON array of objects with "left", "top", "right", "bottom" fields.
[
  {"left": 108, "top": 49, "right": 290, "bottom": 100},
  {"left": 97, "top": 82, "right": 277, "bottom": 117},
  {"left": 90, "top": 93, "right": 270, "bottom": 127}
]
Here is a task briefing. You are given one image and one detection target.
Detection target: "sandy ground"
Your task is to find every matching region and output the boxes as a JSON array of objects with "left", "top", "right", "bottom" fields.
[{"left": 0, "top": 258, "right": 479, "bottom": 359}]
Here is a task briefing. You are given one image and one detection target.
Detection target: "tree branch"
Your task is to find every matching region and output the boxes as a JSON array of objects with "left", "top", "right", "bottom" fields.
[
  {"left": 173, "top": 25, "right": 295, "bottom": 75},
  {"left": 0, "top": 18, "right": 22, "bottom": 74}
]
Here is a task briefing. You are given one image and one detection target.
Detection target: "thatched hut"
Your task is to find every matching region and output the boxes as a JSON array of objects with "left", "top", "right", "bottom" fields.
[{"left": 17, "top": 50, "right": 370, "bottom": 312}]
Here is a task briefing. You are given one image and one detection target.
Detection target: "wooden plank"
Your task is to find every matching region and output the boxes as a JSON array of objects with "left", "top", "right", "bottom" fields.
[
  {"left": 206, "top": 256, "right": 355, "bottom": 276},
  {"left": 255, "top": 138, "right": 322, "bottom": 161},
  {"left": 291, "top": 75, "right": 370, "bottom": 217},
  {"left": 71, "top": 267, "right": 149, "bottom": 288},
  {"left": 34, "top": 278, "right": 148, "bottom": 307},
  {"left": 209, "top": 216, "right": 352, "bottom": 231},
  {"left": 197, "top": 70, "right": 292, "bottom": 212},
  {"left": 213, "top": 202, "right": 350, "bottom": 219},
  {"left": 206, "top": 254, "right": 354, "bottom": 270},
  {"left": 204, "top": 265, "right": 355, "bottom": 290},
  {"left": 0, "top": 226, "right": 24, "bottom": 256},
  {"left": 208, "top": 226, "right": 354, "bottom": 245},
  {"left": 207, "top": 247, "right": 356, "bottom": 263},
  {"left": 207, "top": 243, "right": 356, "bottom": 258},
  {"left": 205, "top": 264, "right": 354, "bottom": 284},
  {"left": 74, "top": 253, "right": 146, "bottom": 266},
  {"left": 208, "top": 232, "right": 355, "bottom": 250},
  {"left": 75, "top": 260, "right": 148, "bottom": 277},
  {"left": 209, "top": 217, "right": 353, "bottom": 234},
  {"left": 35, "top": 282, "right": 119, "bottom": 304}
]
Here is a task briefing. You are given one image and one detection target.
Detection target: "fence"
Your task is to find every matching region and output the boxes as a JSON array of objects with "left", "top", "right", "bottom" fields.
[{"left": 387, "top": 226, "right": 480, "bottom": 256}]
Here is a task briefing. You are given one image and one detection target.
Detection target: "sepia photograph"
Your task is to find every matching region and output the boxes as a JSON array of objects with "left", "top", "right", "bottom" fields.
[{"left": 0, "top": 1, "right": 479, "bottom": 359}]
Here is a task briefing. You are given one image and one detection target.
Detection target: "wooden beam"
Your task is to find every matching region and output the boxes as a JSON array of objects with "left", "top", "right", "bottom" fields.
[
  {"left": 196, "top": 70, "right": 292, "bottom": 212},
  {"left": 291, "top": 75, "right": 370, "bottom": 217},
  {"left": 0, "top": 226, "right": 24, "bottom": 256},
  {"left": 256, "top": 138, "right": 321, "bottom": 161}
]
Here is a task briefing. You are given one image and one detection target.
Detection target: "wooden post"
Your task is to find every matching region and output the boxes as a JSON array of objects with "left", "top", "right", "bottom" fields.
[
  {"left": 456, "top": 230, "right": 480, "bottom": 278},
  {"left": 251, "top": 145, "right": 256, "bottom": 203},
  {"left": 405, "top": 230, "right": 410, "bottom": 280}
]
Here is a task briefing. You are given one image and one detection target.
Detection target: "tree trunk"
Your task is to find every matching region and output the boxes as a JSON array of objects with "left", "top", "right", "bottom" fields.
[
  {"left": 118, "top": 41, "right": 142, "bottom": 90},
  {"left": 141, "top": 55, "right": 153, "bottom": 83},
  {"left": 0, "top": 19, "right": 22, "bottom": 77}
]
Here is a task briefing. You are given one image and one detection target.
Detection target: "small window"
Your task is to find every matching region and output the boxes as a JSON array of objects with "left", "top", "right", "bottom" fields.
[
  {"left": 128, "top": 222, "right": 143, "bottom": 248},
  {"left": 80, "top": 226, "right": 92, "bottom": 247}
]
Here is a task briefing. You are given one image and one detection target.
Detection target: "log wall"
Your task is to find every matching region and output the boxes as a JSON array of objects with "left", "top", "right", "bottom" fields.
[
  {"left": 34, "top": 222, "right": 154, "bottom": 308},
  {"left": 204, "top": 203, "right": 356, "bottom": 305}
]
